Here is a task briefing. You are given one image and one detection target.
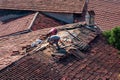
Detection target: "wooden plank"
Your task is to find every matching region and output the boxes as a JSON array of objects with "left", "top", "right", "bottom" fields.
[{"left": 68, "top": 48, "right": 86, "bottom": 59}]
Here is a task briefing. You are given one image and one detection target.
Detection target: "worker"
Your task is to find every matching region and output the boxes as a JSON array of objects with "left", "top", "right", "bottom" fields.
[
  {"left": 46, "top": 28, "right": 58, "bottom": 38},
  {"left": 47, "top": 35, "right": 61, "bottom": 50}
]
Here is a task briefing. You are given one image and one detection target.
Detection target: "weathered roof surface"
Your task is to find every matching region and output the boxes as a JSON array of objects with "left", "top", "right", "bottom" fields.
[
  {"left": 0, "top": 11, "right": 35, "bottom": 37},
  {"left": 0, "top": 27, "right": 49, "bottom": 70},
  {"left": 0, "top": 23, "right": 119, "bottom": 79},
  {"left": 0, "top": 35, "right": 119, "bottom": 80},
  {"left": 89, "top": 0, "right": 120, "bottom": 31},
  {"left": 0, "top": 22, "right": 84, "bottom": 70},
  {"left": 0, "top": 0, "right": 85, "bottom": 13}
]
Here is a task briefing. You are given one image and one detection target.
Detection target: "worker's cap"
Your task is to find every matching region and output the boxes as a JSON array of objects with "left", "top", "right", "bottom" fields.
[{"left": 50, "top": 28, "right": 58, "bottom": 35}]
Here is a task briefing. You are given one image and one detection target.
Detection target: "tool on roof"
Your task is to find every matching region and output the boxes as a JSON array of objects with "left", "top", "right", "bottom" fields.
[{"left": 68, "top": 48, "right": 85, "bottom": 59}]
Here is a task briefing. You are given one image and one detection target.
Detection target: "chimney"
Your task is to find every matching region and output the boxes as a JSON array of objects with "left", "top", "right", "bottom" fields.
[
  {"left": 85, "top": 0, "right": 89, "bottom": 12},
  {"left": 85, "top": 10, "right": 95, "bottom": 26},
  {"left": 86, "top": 0, "right": 89, "bottom": 4}
]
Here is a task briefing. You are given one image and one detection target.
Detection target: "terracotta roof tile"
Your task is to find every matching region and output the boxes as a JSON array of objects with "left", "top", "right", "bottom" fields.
[
  {"left": 32, "top": 13, "right": 64, "bottom": 30},
  {"left": 89, "top": 0, "right": 120, "bottom": 31},
  {"left": 0, "top": 21, "right": 119, "bottom": 79},
  {"left": 0, "top": 12, "right": 35, "bottom": 37},
  {"left": 0, "top": 22, "right": 84, "bottom": 70},
  {"left": 0, "top": 35, "right": 119, "bottom": 79},
  {"left": 0, "top": 0, "right": 85, "bottom": 13}
]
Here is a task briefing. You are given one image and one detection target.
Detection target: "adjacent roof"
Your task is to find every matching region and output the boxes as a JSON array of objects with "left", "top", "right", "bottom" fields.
[
  {"left": 0, "top": 0, "right": 85, "bottom": 13},
  {"left": 0, "top": 11, "right": 64, "bottom": 37},
  {"left": 89, "top": 0, "right": 120, "bottom": 31},
  {"left": 31, "top": 13, "right": 64, "bottom": 30},
  {"left": 0, "top": 11, "right": 35, "bottom": 37}
]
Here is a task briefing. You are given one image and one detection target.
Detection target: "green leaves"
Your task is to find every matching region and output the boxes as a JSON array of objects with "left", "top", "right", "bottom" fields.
[{"left": 103, "top": 26, "right": 120, "bottom": 50}]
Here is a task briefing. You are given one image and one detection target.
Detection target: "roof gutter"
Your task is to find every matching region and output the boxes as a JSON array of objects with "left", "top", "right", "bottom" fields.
[{"left": 28, "top": 12, "right": 39, "bottom": 31}]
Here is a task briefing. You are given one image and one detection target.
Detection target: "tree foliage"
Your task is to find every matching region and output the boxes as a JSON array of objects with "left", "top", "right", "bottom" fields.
[{"left": 103, "top": 26, "right": 120, "bottom": 50}]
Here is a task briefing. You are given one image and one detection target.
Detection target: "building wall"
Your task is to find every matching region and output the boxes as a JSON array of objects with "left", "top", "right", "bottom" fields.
[{"left": 43, "top": 12, "right": 74, "bottom": 23}]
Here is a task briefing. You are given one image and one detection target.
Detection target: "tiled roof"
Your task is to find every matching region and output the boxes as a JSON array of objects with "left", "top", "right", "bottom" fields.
[
  {"left": 0, "top": 22, "right": 83, "bottom": 70},
  {"left": 0, "top": 27, "right": 50, "bottom": 70},
  {"left": 89, "top": 0, "right": 120, "bottom": 31},
  {"left": 31, "top": 13, "right": 64, "bottom": 30},
  {"left": 0, "top": 23, "right": 119, "bottom": 79},
  {"left": 0, "top": 0, "right": 85, "bottom": 13},
  {"left": 0, "top": 35, "right": 119, "bottom": 80},
  {"left": 0, "top": 12, "right": 35, "bottom": 37},
  {"left": 0, "top": 0, "right": 120, "bottom": 79}
]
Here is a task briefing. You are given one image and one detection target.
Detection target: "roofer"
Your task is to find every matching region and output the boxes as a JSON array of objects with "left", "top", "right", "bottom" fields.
[{"left": 47, "top": 35, "right": 61, "bottom": 50}]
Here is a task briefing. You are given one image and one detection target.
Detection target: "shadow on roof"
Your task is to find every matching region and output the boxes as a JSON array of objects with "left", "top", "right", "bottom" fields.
[{"left": 0, "top": 9, "right": 34, "bottom": 23}]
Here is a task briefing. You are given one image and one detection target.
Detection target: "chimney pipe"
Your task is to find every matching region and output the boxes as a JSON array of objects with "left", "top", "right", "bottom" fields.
[{"left": 85, "top": 10, "right": 95, "bottom": 26}]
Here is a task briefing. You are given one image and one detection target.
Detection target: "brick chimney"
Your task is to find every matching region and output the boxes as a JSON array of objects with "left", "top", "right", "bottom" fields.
[{"left": 85, "top": 10, "right": 95, "bottom": 26}]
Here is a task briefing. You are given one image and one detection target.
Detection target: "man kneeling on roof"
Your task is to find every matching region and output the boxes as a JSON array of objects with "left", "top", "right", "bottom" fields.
[
  {"left": 47, "top": 35, "right": 61, "bottom": 50},
  {"left": 47, "top": 28, "right": 64, "bottom": 50}
]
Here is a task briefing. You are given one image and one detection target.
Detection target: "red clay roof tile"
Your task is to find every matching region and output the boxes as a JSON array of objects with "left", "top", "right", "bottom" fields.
[
  {"left": 0, "top": 13, "right": 35, "bottom": 37},
  {"left": 31, "top": 13, "right": 64, "bottom": 30},
  {"left": 0, "top": 0, "right": 120, "bottom": 79},
  {"left": 89, "top": 0, "right": 120, "bottom": 31},
  {"left": 0, "top": 0, "right": 85, "bottom": 13},
  {"left": 0, "top": 35, "right": 119, "bottom": 80},
  {"left": 0, "top": 23, "right": 83, "bottom": 70}
]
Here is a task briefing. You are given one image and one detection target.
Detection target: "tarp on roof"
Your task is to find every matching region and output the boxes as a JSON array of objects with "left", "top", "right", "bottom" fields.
[{"left": 0, "top": 0, "right": 85, "bottom": 13}]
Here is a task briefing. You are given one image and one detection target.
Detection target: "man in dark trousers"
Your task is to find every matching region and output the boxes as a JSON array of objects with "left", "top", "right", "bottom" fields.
[{"left": 47, "top": 35, "right": 61, "bottom": 50}]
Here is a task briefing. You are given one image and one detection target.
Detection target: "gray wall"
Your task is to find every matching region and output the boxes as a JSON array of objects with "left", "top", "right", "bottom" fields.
[{"left": 43, "top": 12, "right": 74, "bottom": 23}]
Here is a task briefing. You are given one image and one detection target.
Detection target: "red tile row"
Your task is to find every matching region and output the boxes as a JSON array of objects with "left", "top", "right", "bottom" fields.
[
  {"left": 31, "top": 13, "right": 63, "bottom": 31},
  {"left": 89, "top": 0, "right": 120, "bottom": 31}
]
